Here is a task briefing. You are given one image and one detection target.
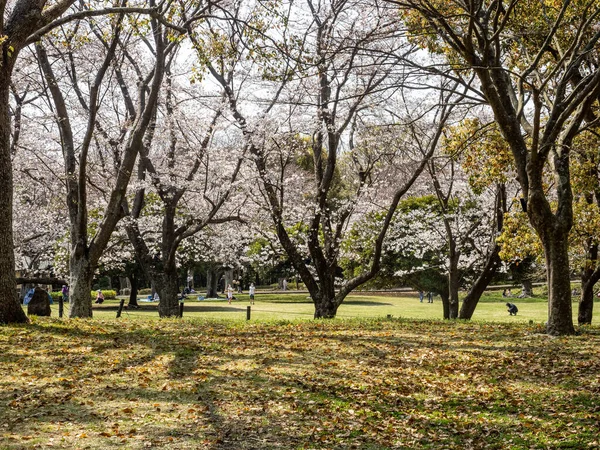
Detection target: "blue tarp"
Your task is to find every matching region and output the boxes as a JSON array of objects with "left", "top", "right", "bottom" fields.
[{"left": 23, "top": 288, "right": 53, "bottom": 305}]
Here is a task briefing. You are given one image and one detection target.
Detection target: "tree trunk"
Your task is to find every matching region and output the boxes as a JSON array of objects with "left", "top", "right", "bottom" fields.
[
  {"left": 155, "top": 267, "right": 180, "bottom": 317},
  {"left": 223, "top": 269, "right": 233, "bottom": 293},
  {"left": 128, "top": 274, "right": 139, "bottom": 308},
  {"left": 187, "top": 268, "right": 194, "bottom": 289},
  {"left": 314, "top": 294, "right": 340, "bottom": 319},
  {"left": 440, "top": 290, "right": 450, "bottom": 320},
  {"left": 68, "top": 256, "right": 94, "bottom": 318},
  {"left": 0, "top": 70, "right": 28, "bottom": 324},
  {"left": 206, "top": 267, "right": 220, "bottom": 298},
  {"left": 460, "top": 183, "right": 506, "bottom": 319},
  {"left": 579, "top": 279, "right": 595, "bottom": 325},
  {"left": 448, "top": 270, "right": 460, "bottom": 319},
  {"left": 542, "top": 233, "right": 575, "bottom": 335},
  {"left": 578, "top": 243, "right": 600, "bottom": 325},
  {"left": 521, "top": 279, "right": 533, "bottom": 297},
  {"left": 459, "top": 250, "right": 502, "bottom": 319}
]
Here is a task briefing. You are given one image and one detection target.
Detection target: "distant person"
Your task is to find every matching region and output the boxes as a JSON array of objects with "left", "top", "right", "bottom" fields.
[
  {"left": 61, "top": 284, "right": 69, "bottom": 303},
  {"left": 227, "top": 284, "right": 233, "bottom": 304},
  {"left": 249, "top": 283, "right": 255, "bottom": 305},
  {"left": 418, "top": 291, "right": 424, "bottom": 303},
  {"left": 506, "top": 302, "right": 518, "bottom": 315},
  {"left": 282, "top": 279, "right": 288, "bottom": 291},
  {"left": 427, "top": 292, "right": 433, "bottom": 303},
  {"left": 502, "top": 288, "right": 512, "bottom": 297},
  {"left": 95, "top": 290, "right": 104, "bottom": 304}
]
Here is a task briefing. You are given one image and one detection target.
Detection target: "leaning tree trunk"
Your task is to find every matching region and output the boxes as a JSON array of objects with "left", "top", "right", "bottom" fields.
[
  {"left": 128, "top": 274, "right": 139, "bottom": 308},
  {"left": 69, "top": 256, "right": 94, "bottom": 318},
  {"left": 0, "top": 71, "right": 28, "bottom": 324},
  {"left": 460, "top": 183, "right": 506, "bottom": 319},
  {"left": 155, "top": 267, "right": 180, "bottom": 317},
  {"left": 459, "top": 250, "right": 502, "bottom": 319}
]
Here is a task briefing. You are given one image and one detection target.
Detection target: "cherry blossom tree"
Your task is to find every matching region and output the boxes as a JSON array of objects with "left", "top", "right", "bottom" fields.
[
  {"left": 32, "top": 2, "right": 214, "bottom": 318},
  {"left": 123, "top": 81, "right": 246, "bottom": 316},
  {"left": 195, "top": 0, "right": 473, "bottom": 318},
  {"left": 0, "top": 0, "right": 210, "bottom": 322}
]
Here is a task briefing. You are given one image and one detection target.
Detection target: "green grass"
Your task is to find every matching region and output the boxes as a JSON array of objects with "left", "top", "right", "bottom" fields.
[
  {"left": 1, "top": 318, "right": 599, "bottom": 449},
  {"left": 51, "top": 290, "right": 599, "bottom": 325}
]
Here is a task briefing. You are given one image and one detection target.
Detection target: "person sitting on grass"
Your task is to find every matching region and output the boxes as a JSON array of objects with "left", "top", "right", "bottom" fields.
[
  {"left": 506, "top": 302, "right": 518, "bottom": 316},
  {"left": 95, "top": 290, "right": 104, "bottom": 304}
]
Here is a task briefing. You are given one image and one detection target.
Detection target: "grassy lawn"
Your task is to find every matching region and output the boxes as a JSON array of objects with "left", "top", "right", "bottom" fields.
[
  {"left": 64, "top": 290, "right": 598, "bottom": 324},
  {"left": 1, "top": 317, "right": 599, "bottom": 449}
]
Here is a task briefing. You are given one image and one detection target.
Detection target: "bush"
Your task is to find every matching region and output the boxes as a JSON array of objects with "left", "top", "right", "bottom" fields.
[
  {"left": 139, "top": 288, "right": 152, "bottom": 295},
  {"left": 50, "top": 290, "right": 117, "bottom": 300},
  {"left": 90, "top": 290, "right": 117, "bottom": 300}
]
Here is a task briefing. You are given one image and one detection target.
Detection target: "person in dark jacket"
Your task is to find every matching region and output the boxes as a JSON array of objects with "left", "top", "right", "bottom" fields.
[{"left": 506, "top": 302, "right": 518, "bottom": 315}]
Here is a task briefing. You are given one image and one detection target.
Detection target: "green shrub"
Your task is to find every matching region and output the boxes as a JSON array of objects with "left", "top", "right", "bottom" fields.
[
  {"left": 90, "top": 290, "right": 117, "bottom": 300},
  {"left": 138, "top": 288, "right": 152, "bottom": 295},
  {"left": 50, "top": 290, "right": 117, "bottom": 300}
]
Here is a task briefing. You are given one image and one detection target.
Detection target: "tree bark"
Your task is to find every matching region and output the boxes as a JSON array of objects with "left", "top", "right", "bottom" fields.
[
  {"left": 541, "top": 231, "right": 575, "bottom": 335},
  {"left": 128, "top": 274, "right": 139, "bottom": 308},
  {"left": 579, "top": 278, "right": 595, "bottom": 325},
  {"left": 313, "top": 291, "right": 340, "bottom": 319},
  {"left": 459, "top": 184, "right": 506, "bottom": 319},
  {"left": 440, "top": 289, "right": 450, "bottom": 320},
  {"left": 578, "top": 241, "right": 600, "bottom": 325},
  {"left": 68, "top": 256, "right": 94, "bottom": 318},
  {"left": 154, "top": 267, "right": 180, "bottom": 317},
  {"left": 459, "top": 250, "right": 501, "bottom": 319},
  {"left": 0, "top": 69, "right": 28, "bottom": 324},
  {"left": 206, "top": 267, "right": 220, "bottom": 298},
  {"left": 521, "top": 279, "right": 533, "bottom": 297},
  {"left": 448, "top": 267, "right": 460, "bottom": 319}
]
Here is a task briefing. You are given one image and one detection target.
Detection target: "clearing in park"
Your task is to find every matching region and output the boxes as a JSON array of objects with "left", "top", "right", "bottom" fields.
[{"left": 1, "top": 293, "right": 599, "bottom": 449}]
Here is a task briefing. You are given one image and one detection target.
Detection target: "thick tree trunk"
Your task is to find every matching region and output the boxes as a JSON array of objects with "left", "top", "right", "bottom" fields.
[
  {"left": 521, "top": 279, "right": 533, "bottom": 297},
  {"left": 0, "top": 71, "right": 28, "bottom": 324},
  {"left": 69, "top": 256, "right": 94, "bottom": 318},
  {"left": 542, "top": 233, "right": 575, "bottom": 335},
  {"left": 206, "top": 267, "right": 220, "bottom": 298},
  {"left": 155, "top": 267, "right": 180, "bottom": 317},
  {"left": 459, "top": 251, "right": 502, "bottom": 319},
  {"left": 314, "top": 294, "right": 340, "bottom": 319}
]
